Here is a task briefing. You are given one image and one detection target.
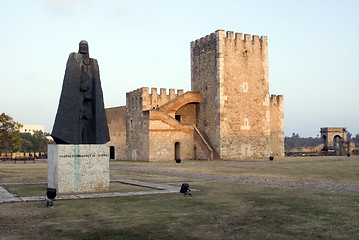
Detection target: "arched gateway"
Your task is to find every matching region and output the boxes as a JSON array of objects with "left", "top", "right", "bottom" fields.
[{"left": 320, "top": 127, "right": 350, "bottom": 156}]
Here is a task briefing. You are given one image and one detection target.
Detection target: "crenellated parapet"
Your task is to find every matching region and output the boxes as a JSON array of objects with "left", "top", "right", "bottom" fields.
[
  {"left": 191, "top": 29, "right": 268, "bottom": 57},
  {"left": 220, "top": 30, "right": 268, "bottom": 54},
  {"left": 126, "top": 88, "right": 144, "bottom": 114},
  {"left": 270, "top": 95, "right": 284, "bottom": 108},
  {"left": 190, "top": 32, "right": 217, "bottom": 56},
  {"left": 126, "top": 87, "right": 185, "bottom": 111}
]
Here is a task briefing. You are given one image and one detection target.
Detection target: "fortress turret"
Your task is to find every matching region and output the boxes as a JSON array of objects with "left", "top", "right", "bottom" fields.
[{"left": 191, "top": 30, "right": 283, "bottom": 159}]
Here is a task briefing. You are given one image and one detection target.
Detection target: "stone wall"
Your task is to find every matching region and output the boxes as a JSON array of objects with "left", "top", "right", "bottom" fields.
[
  {"left": 175, "top": 103, "right": 197, "bottom": 125},
  {"left": 191, "top": 30, "right": 280, "bottom": 160},
  {"left": 149, "top": 129, "right": 194, "bottom": 161},
  {"left": 126, "top": 87, "right": 187, "bottom": 161},
  {"left": 191, "top": 32, "right": 221, "bottom": 155},
  {"left": 287, "top": 144, "right": 324, "bottom": 154},
  {"left": 106, "top": 106, "right": 126, "bottom": 160},
  {"left": 126, "top": 88, "right": 149, "bottom": 161},
  {"left": 148, "top": 109, "right": 195, "bottom": 161},
  {"left": 194, "top": 127, "right": 213, "bottom": 160},
  {"left": 220, "top": 31, "right": 271, "bottom": 159},
  {"left": 270, "top": 95, "right": 285, "bottom": 156}
]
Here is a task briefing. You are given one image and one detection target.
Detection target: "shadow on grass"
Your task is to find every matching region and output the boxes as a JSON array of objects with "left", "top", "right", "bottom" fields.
[{"left": 4, "top": 182, "right": 155, "bottom": 197}]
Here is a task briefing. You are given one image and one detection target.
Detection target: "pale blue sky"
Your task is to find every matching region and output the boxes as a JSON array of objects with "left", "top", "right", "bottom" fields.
[{"left": 1, "top": 0, "right": 358, "bottom": 137}]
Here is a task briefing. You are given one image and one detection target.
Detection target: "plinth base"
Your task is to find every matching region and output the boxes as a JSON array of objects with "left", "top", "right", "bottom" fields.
[{"left": 48, "top": 144, "right": 109, "bottom": 194}]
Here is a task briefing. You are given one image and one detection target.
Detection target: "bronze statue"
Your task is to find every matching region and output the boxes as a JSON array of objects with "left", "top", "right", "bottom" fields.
[{"left": 52, "top": 40, "right": 110, "bottom": 144}]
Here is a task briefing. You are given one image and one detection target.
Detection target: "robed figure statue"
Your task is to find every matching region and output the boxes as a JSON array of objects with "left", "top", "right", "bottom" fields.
[{"left": 51, "top": 40, "right": 110, "bottom": 144}]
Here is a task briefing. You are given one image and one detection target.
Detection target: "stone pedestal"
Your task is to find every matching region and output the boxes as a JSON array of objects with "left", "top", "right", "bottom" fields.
[{"left": 48, "top": 144, "right": 109, "bottom": 194}]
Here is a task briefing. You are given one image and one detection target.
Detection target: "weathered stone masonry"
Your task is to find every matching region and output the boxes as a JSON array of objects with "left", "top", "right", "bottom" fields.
[
  {"left": 125, "top": 88, "right": 197, "bottom": 161},
  {"left": 106, "top": 106, "right": 126, "bottom": 160},
  {"left": 106, "top": 30, "right": 284, "bottom": 161},
  {"left": 191, "top": 30, "right": 284, "bottom": 160}
]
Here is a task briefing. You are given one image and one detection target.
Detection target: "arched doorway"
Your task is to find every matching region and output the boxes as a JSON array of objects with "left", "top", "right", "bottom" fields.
[
  {"left": 175, "top": 142, "right": 180, "bottom": 160},
  {"left": 194, "top": 146, "right": 197, "bottom": 160},
  {"left": 333, "top": 135, "right": 342, "bottom": 156},
  {"left": 110, "top": 146, "right": 115, "bottom": 160}
]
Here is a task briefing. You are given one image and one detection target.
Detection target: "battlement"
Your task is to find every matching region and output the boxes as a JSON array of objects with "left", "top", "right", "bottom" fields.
[
  {"left": 220, "top": 30, "right": 267, "bottom": 44},
  {"left": 191, "top": 29, "right": 267, "bottom": 50},
  {"left": 143, "top": 87, "right": 184, "bottom": 100},
  {"left": 270, "top": 95, "right": 284, "bottom": 107},
  {"left": 190, "top": 32, "right": 216, "bottom": 47},
  {"left": 127, "top": 87, "right": 185, "bottom": 111}
]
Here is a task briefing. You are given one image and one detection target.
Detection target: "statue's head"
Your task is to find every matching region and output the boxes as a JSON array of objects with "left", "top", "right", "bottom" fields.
[{"left": 78, "top": 40, "right": 89, "bottom": 55}]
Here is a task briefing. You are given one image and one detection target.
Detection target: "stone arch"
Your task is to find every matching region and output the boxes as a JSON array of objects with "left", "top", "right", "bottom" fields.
[
  {"left": 159, "top": 92, "right": 200, "bottom": 114},
  {"left": 320, "top": 127, "right": 347, "bottom": 149},
  {"left": 320, "top": 127, "right": 349, "bottom": 156},
  {"left": 174, "top": 103, "right": 197, "bottom": 125}
]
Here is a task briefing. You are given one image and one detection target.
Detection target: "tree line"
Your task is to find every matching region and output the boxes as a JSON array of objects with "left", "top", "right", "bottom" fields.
[
  {"left": 285, "top": 132, "right": 359, "bottom": 149},
  {"left": 0, "top": 113, "right": 50, "bottom": 153}
]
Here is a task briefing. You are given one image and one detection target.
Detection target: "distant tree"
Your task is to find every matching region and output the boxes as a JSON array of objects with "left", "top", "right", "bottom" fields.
[
  {"left": 32, "top": 130, "right": 48, "bottom": 152},
  {"left": 291, "top": 133, "right": 300, "bottom": 139},
  {"left": 0, "top": 113, "right": 22, "bottom": 153},
  {"left": 351, "top": 134, "right": 359, "bottom": 147},
  {"left": 347, "top": 132, "right": 352, "bottom": 140},
  {"left": 20, "top": 130, "right": 48, "bottom": 152},
  {"left": 20, "top": 137, "right": 33, "bottom": 153}
]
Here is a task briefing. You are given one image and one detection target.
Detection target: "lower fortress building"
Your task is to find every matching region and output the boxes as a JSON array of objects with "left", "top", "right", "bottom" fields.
[{"left": 106, "top": 30, "right": 284, "bottom": 161}]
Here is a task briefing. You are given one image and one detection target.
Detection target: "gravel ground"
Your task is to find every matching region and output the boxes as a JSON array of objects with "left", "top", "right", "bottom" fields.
[{"left": 111, "top": 164, "right": 359, "bottom": 192}]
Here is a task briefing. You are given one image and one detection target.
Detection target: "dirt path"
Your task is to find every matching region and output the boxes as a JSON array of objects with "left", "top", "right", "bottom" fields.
[{"left": 111, "top": 165, "right": 359, "bottom": 192}]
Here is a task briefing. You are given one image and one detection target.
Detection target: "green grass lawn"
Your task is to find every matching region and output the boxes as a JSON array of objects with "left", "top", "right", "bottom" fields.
[
  {"left": 1, "top": 157, "right": 359, "bottom": 239},
  {"left": 0, "top": 163, "right": 47, "bottom": 183},
  {"left": 1, "top": 182, "right": 359, "bottom": 239}
]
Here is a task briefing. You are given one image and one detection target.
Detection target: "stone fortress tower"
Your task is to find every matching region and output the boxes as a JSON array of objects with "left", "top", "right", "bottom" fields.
[
  {"left": 191, "top": 30, "right": 284, "bottom": 160},
  {"left": 106, "top": 30, "right": 284, "bottom": 161}
]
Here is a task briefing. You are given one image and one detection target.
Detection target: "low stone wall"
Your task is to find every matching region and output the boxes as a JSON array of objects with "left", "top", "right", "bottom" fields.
[{"left": 286, "top": 144, "right": 324, "bottom": 156}]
